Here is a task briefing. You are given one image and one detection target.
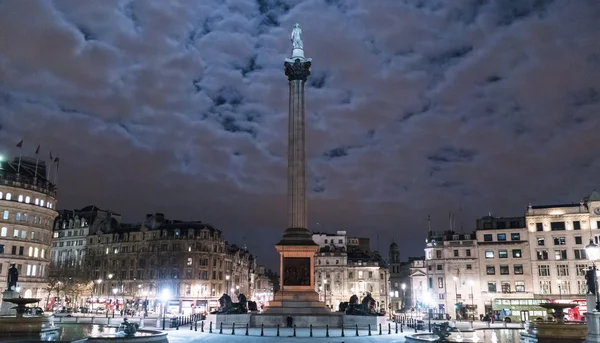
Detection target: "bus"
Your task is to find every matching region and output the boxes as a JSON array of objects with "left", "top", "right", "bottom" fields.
[{"left": 491, "top": 298, "right": 551, "bottom": 323}]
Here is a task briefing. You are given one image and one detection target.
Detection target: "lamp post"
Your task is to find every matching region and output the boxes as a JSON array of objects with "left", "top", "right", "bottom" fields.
[
  {"left": 323, "top": 279, "right": 328, "bottom": 310},
  {"left": 226, "top": 275, "right": 230, "bottom": 296},
  {"left": 468, "top": 280, "right": 474, "bottom": 321},
  {"left": 162, "top": 289, "right": 170, "bottom": 330},
  {"left": 585, "top": 240, "right": 600, "bottom": 311},
  {"left": 452, "top": 276, "right": 459, "bottom": 320}
]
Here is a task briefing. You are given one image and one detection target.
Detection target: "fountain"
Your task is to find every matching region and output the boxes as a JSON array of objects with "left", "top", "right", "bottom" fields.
[
  {"left": 0, "top": 297, "right": 60, "bottom": 338},
  {"left": 521, "top": 303, "right": 587, "bottom": 343}
]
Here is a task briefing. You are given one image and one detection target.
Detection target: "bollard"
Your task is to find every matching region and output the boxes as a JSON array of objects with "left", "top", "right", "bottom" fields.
[
  {"left": 379, "top": 323, "right": 382, "bottom": 335},
  {"left": 428, "top": 321, "right": 430, "bottom": 333},
  {"left": 232, "top": 323, "right": 235, "bottom": 335},
  {"left": 504, "top": 320, "right": 507, "bottom": 328},
  {"left": 219, "top": 322, "right": 223, "bottom": 334},
  {"left": 326, "top": 324, "right": 329, "bottom": 337},
  {"left": 176, "top": 318, "right": 179, "bottom": 331},
  {"left": 293, "top": 324, "right": 297, "bottom": 337},
  {"left": 341, "top": 324, "right": 345, "bottom": 337},
  {"left": 415, "top": 322, "right": 417, "bottom": 333},
  {"left": 209, "top": 321, "right": 212, "bottom": 333},
  {"left": 195, "top": 320, "right": 197, "bottom": 332},
  {"left": 245, "top": 323, "right": 249, "bottom": 336},
  {"left": 261, "top": 324, "right": 264, "bottom": 336},
  {"left": 355, "top": 324, "right": 359, "bottom": 336},
  {"left": 368, "top": 323, "right": 372, "bottom": 336},
  {"left": 310, "top": 324, "right": 313, "bottom": 337},
  {"left": 388, "top": 322, "right": 391, "bottom": 335},
  {"left": 277, "top": 324, "right": 280, "bottom": 336},
  {"left": 190, "top": 320, "right": 193, "bottom": 330},
  {"left": 201, "top": 321, "right": 204, "bottom": 333}
]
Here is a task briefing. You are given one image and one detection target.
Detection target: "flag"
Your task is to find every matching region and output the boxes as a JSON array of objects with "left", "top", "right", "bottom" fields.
[
  {"left": 16, "top": 139, "right": 23, "bottom": 148},
  {"left": 49, "top": 151, "right": 53, "bottom": 160},
  {"left": 54, "top": 156, "right": 60, "bottom": 167},
  {"left": 35, "top": 144, "right": 40, "bottom": 154}
]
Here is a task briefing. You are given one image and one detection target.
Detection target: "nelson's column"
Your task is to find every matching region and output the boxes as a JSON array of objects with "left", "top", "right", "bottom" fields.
[{"left": 264, "top": 24, "right": 330, "bottom": 317}]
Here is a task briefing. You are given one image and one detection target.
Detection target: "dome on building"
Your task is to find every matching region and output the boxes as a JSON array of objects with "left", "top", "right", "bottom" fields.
[
  {"left": 389, "top": 241, "right": 398, "bottom": 250},
  {"left": 589, "top": 190, "right": 600, "bottom": 202}
]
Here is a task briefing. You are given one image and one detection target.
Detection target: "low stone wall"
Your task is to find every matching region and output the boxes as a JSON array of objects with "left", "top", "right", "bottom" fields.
[
  {"left": 343, "top": 315, "right": 387, "bottom": 328},
  {"left": 251, "top": 313, "right": 343, "bottom": 328}
]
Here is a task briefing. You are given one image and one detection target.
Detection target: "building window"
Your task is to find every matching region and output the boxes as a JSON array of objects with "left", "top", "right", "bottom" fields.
[
  {"left": 511, "top": 233, "right": 520, "bottom": 240},
  {"left": 557, "top": 264, "right": 569, "bottom": 277},
  {"left": 553, "top": 237, "right": 566, "bottom": 245},
  {"left": 453, "top": 250, "right": 459, "bottom": 257},
  {"left": 574, "top": 221, "right": 581, "bottom": 230},
  {"left": 555, "top": 250, "right": 567, "bottom": 260},
  {"left": 515, "top": 281, "right": 525, "bottom": 292},
  {"left": 512, "top": 249, "right": 522, "bottom": 258},
  {"left": 537, "top": 237, "right": 545, "bottom": 246},
  {"left": 187, "top": 257, "right": 192, "bottom": 266},
  {"left": 498, "top": 250, "right": 508, "bottom": 258},
  {"left": 438, "top": 277, "right": 444, "bottom": 288},
  {"left": 497, "top": 222, "right": 506, "bottom": 229},
  {"left": 485, "top": 250, "right": 494, "bottom": 259},
  {"left": 0, "top": 227, "right": 6, "bottom": 237},
  {"left": 540, "top": 280, "right": 552, "bottom": 294},
  {"left": 576, "top": 264, "right": 587, "bottom": 276},
  {"left": 500, "top": 265, "right": 509, "bottom": 275},
  {"left": 574, "top": 249, "right": 587, "bottom": 260},
  {"left": 488, "top": 282, "right": 497, "bottom": 293},
  {"left": 436, "top": 250, "right": 442, "bottom": 259},
  {"left": 575, "top": 236, "right": 583, "bottom": 245},
  {"left": 2, "top": 211, "right": 7, "bottom": 220},
  {"left": 486, "top": 266, "right": 496, "bottom": 275},
  {"left": 5, "top": 193, "right": 11, "bottom": 201},
  {"left": 25, "top": 196, "right": 30, "bottom": 203},
  {"left": 538, "top": 265, "right": 550, "bottom": 276},
  {"left": 497, "top": 233, "right": 506, "bottom": 241},
  {"left": 438, "top": 294, "right": 445, "bottom": 300},
  {"left": 17, "top": 195, "right": 23, "bottom": 202},
  {"left": 13, "top": 229, "right": 19, "bottom": 238},
  {"left": 514, "top": 265, "right": 524, "bottom": 275},
  {"left": 466, "top": 249, "right": 471, "bottom": 257},
  {"left": 559, "top": 281, "right": 571, "bottom": 294},
  {"left": 537, "top": 250, "right": 549, "bottom": 260},
  {"left": 40, "top": 200, "right": 44, "bottom": 206},
  {"left": 578, "top": 280, "right": 587, "bottom": 294},
  {"left": 536, "top": 223, "right": 543, "bottom": 231},
  {"left": 501, "top": 281, "right": 511, "bottom": 293},
  {"left": 484, "top": 234, "right": 492, "bottom": 242},
  {"left": 551, "top": 222, "right": 566, "bottom": 231},
  {"left": 437, "top": 265, "right": 442, "bottom": 271},
  {"left": 466, "top": 264, "right": 472, "bottom": 270}
]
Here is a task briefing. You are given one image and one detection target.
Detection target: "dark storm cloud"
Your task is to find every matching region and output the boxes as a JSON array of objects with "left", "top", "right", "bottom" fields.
[{"left": 1, "top": 0, "right": 600, "bottom": 266}]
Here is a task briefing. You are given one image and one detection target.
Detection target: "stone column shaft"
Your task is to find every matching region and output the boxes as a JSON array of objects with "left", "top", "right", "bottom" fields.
[{"left": 287, "top": 79, "right": 307, "bottom": 229}]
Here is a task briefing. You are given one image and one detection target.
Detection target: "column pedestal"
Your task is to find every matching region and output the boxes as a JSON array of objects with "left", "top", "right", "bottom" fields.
[{"left": 588, "top": 312, "right": 600, "bottom": 343}]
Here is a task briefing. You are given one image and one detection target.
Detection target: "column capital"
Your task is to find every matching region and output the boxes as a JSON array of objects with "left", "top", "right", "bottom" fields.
[{"left": 284, "top": 58, "right": 311, "bottom": 81}]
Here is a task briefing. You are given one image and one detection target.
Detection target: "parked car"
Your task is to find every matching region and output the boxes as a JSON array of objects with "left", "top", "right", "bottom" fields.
[
  {"left": 53, "top": 310, "right": 73, "bottom": 317},
  {"left": 26, "top": 307, "right": 44, "bottom": 315}
]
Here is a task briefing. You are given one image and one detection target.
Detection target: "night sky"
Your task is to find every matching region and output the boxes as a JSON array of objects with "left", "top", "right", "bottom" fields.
[{"left": 1, "top": 1, "right": 600, "bottom": 270}]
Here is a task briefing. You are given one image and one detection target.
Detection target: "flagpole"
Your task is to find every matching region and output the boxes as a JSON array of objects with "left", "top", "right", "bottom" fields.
[
  {"left": 17, "top": 156, "right": 22, "bottom": 174},
  {"left": 34, "top": 144, "right": 40, "bottom": 178},
  {"left": 16, "top": 139, "right": 23, "bottom": 174}
]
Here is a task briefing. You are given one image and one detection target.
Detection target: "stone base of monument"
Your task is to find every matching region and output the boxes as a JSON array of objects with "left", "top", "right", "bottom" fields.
[
  {"left": 342, "top": 314, "right": 387, "bottom": 328},
  {"left": 206, "top": 313, "right": 251, "bottom": 327},
  {"left": 263, "top": 290, "right": 330, "bottom": 315},
  {"left": 587, "top": 312, "right": 600, "bottom": 343},
  {"left": 251, "top": 312, "right": 343, "bottom": 328},
  {"left": 0, "top": 290, "right": 18, "bottom": 315}
]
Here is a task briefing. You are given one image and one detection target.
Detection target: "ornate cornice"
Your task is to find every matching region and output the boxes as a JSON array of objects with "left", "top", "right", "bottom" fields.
[{"left": 284, "top": 58, "right": 311, "bottom": 81}]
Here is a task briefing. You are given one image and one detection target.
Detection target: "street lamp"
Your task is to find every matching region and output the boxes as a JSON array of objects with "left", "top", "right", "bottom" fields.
[
  {"left": 226, "top": 275, "right": 230, "bottom": 296},
  {"left": 323, "top": 279, "right": 328, "bottom": 310},
  {"left": 586, "top": 240, "right": 600, "bottom": 311},
  {"left": 468, "top": 280, "right": 474, "bottom": 321},
  {"left": 452, "top": 276, "right": 459, "bottom": 320},
  {"left": 162, "top": 289, "right": 170, "bottom": 330},
  {"left": 142, "top": 290, "right": 149, "bottom": 317},
  {"left": 401, "top": 283, "right": 407, "bottom": 311}
]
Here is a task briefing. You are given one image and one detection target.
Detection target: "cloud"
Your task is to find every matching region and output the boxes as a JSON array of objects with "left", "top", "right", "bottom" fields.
[{"left": 1, "top": 0, "right": 600, "bottom": 267}]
